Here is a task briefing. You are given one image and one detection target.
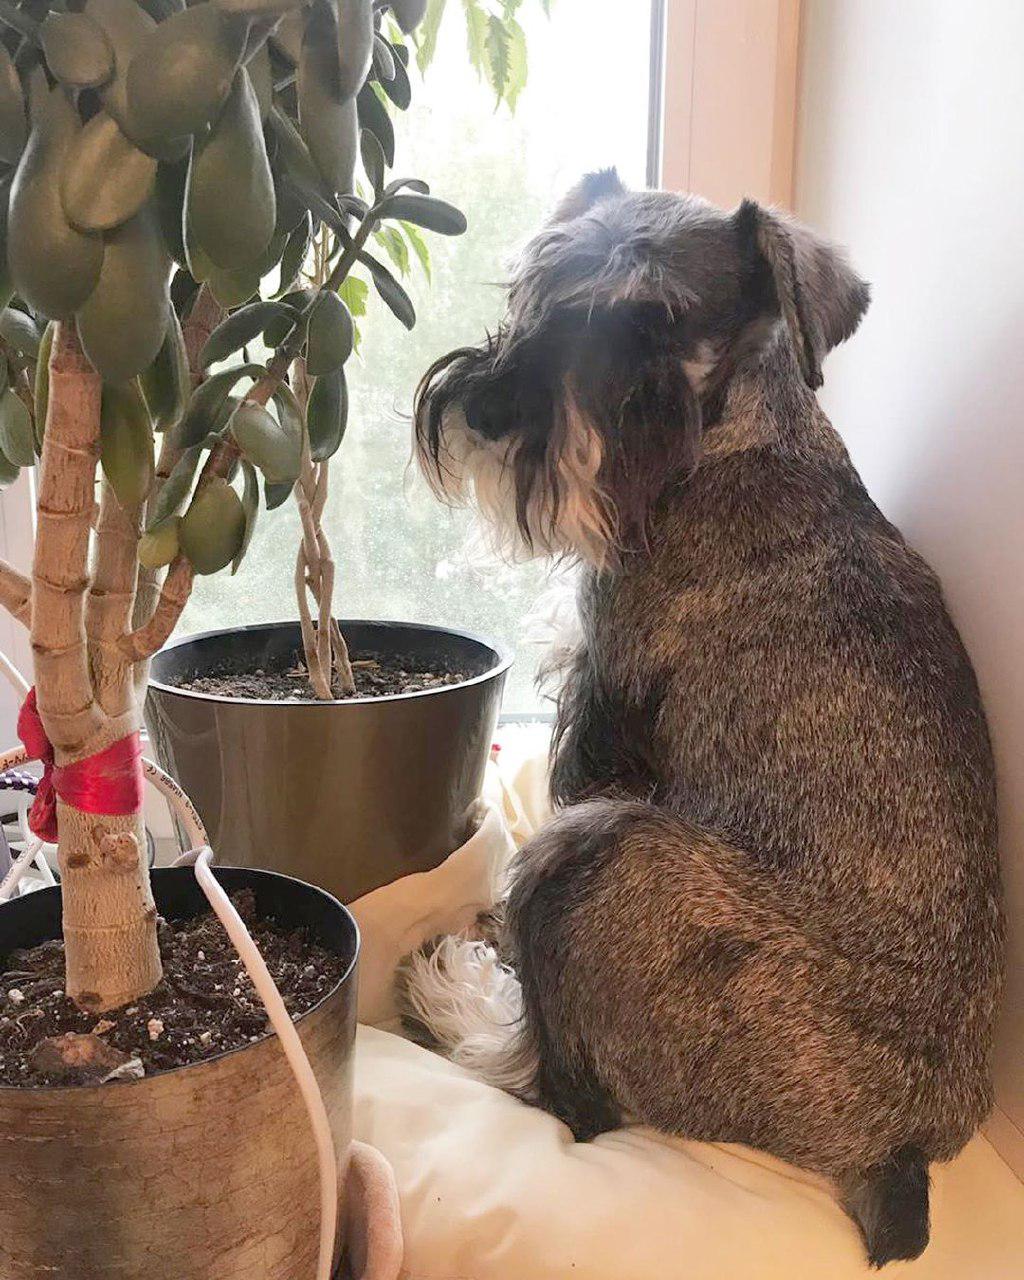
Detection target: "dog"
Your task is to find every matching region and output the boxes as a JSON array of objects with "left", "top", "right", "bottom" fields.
[{"left": 402, "top": 170, "right": 1004, "bottom": 1267}]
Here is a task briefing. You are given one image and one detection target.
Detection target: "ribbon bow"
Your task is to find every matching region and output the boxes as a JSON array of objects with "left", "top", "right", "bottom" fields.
[{"left": 17, "top": 688, "right": 144, "bottom": 842}]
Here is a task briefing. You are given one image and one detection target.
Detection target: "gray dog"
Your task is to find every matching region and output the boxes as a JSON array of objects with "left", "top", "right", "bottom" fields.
[{"left": 402, "top": 171, "right": 1003, "bottom": 1267}]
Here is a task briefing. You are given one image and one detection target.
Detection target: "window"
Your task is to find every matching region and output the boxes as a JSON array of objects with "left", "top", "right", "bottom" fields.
[{"left": 181, "top": 0, "right": 658, "bottom": 713}]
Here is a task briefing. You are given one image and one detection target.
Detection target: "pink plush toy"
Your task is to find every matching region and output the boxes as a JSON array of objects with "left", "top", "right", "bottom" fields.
[{"left": 343, "top": 1142, "right": 404, "bottom": 1280}]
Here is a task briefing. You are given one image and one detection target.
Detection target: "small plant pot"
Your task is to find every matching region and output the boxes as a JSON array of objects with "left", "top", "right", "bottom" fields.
[
  {"left": 0, "top": 866, "right": 359, "bottom": 1280},
  {"left": 146, "top": 620, "right": 511, "bottom": 902}
]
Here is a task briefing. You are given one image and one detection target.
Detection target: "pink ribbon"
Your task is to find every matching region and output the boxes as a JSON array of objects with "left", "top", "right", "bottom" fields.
[{"left": 17, "top": 688, "right": 144, "bottom": 841}]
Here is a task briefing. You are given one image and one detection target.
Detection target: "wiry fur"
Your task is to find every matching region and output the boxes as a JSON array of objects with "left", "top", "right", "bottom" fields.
[
  {"left": 398, "top": 935, "right": 539, "bottom": 1097},
  {"left": 423, "top": 397, "right": 616, "bottom": 565},
  {"left": 405, "top": 173, "right": 1003, "bottom": 1267}
]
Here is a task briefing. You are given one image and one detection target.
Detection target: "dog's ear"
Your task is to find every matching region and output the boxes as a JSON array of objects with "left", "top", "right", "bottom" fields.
[
  {"left": 735, "top": 200, "right": 870, "bottom": 389},
  {"left": 553, "top": 168, "right": 629, "bottom": 222}
]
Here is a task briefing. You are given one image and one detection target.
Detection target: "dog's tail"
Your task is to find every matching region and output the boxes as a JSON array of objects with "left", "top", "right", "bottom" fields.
[
  {"left": 840, "top": 1145, "right": 930, "bottom": 1268},
  {"left": 397, "top": 935, "right": 541, "bottom": 1099}
]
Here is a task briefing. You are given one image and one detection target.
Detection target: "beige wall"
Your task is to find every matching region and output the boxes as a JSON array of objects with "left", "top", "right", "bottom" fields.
[
  {"left": 794, "top": 0, "right": 1024, "bottom": 1174},
  {"left": 661, "top": 0, "right": 800, "bottom": 208},
  {"left": 0, "top": 474, "right": 34, "bottom": 741}
]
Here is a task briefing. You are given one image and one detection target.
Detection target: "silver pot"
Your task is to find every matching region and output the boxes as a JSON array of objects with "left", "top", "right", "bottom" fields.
[{"left": 146, "top": 620, "right": 510, "bottom": 902}]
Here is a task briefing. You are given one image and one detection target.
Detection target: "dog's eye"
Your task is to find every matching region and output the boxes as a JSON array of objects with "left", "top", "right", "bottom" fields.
[{"left": 466, "top": 394, "right": 507, "bottom": 441}]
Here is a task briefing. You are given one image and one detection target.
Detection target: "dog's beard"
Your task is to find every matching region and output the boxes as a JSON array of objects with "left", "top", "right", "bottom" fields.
[{"left": 420, "top": 400, "right": 619, "bottom": 569}]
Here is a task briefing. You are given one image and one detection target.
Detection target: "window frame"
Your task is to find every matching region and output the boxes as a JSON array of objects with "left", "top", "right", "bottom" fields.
[{"left": 658, "top": 0, "right": 801, "bottom": 210}]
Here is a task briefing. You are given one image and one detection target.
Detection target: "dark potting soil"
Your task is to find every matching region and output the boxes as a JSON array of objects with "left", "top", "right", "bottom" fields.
[
  {"left": 0, "top": 890, "right": 347, "bottom": 1087},
  {"left": 177, "top": 649, "right": 482, "bottom": 701}
]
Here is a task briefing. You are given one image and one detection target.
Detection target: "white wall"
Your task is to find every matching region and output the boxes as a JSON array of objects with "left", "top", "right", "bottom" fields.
[
  {"left": 794, "top": 0, "right": 1024, "bottom": 1175},
  {"left": 0, "top": 474, "right": 34, "bottom": 742}
]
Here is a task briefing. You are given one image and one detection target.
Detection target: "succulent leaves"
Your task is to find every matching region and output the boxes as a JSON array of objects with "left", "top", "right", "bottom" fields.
[
  {"left": 0, "top": 0, "right": 471, "bottom": 577},
  {"left": 179, "top": 476, "right": 246, "bottom": 574},
  {"left": 76, "top": 204, "right": 171, "bottom": 383},
  {"left": 125, "top": 4, "right": 249, "bottom": 146},
  {"left": 145, "top": 443, "right": 201, "bottom": 527},
  {"left": 0, "top": 382, "right": 34, "bottom": 470},
  {"left": 99, "top": 379, "right": 155, "bottom": 507},
  {"left": 233, "top": 458, "right": 259, "bottom": 573},
  {"left": 299, "top": 4, "right": 359, "bottom": 197},
  {"left": 307, "top": 365, "right": 347, "bottom": 461},
  {"left": 40, "top": 13, "right": 115, "bottom": 92},
  {"left": 61, "top": 110, "right": 158, "bottom": 233},
  {"left": 230, "top": 399, "right": 301, "bottom": 484},
  {"left": 8, "top": 86, "right": 104, "bottom": 318},
  {"left": 87, "top": 0, "right": 158, "bottom": 137},
  {"left": 140, "top": 303, "right": 189, "bottom": 429},
  {"left": 138, "top": 514, "right": 181, "bottom": 569},
  {"left": 0, "top": 46, "right": 26, "bottom": 167},
  {"left": 335, "top": 0, "right": 374, "bottom": 101},
  {"left": 305, "top": 290, "right": 353, "bottom": 375},
  {"left": 185, "top": 68, "right": 274, "bottom": 270},
  {"left": 389, "top": 0, "right": 427, "bottom": 36}
]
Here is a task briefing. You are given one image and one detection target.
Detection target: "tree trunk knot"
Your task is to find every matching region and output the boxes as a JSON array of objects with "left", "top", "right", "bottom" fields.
[{"left": 99, "top": 828, "right": 141, "bottom": 870}]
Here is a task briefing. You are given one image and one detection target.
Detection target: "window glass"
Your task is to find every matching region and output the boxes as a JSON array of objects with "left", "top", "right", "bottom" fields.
[{"left": 181, "top": 0, "right": 654, "bottom": 712}]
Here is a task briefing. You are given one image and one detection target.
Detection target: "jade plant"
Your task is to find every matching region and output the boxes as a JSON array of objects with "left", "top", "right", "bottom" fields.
[
  {"left": 265, "top": 0, "right": 551, "bottom": 699},
  {"left": 0, "top": 0, "right": 476, "bottom": 1013}
]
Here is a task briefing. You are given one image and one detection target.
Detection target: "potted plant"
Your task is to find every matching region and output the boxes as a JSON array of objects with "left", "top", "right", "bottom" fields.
[
  {"left": 0, "top": 1, "right": 446, "bottom": 1275},
  {"left": 143, "top": 0, "right": 546, "bottom": 903}
]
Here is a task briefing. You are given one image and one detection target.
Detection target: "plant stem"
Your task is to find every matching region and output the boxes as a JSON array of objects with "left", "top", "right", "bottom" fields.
[
  {"left": 87, "top": 480, "right": 141, "bottom": 724},
  {"left": 293, "top": 426, "right": 355, "bottom": 698},
  {"left": 124, "top": 204, "right": 382, "bottom": 669},
  {"left": 31, "top": 326, "right": 104, "bottom": 749},
  {"left": 130, "top": 286, "right": 226, "bottom": 686},
  {"left": 292, "top": 364, "right": 332, "bottom": 699},
  {"left": 287, "top": 215, "right": 366, "bottom": 700}
]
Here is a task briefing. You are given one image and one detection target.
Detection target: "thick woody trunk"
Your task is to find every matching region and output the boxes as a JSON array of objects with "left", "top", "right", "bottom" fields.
[
  {"left": 55, "top": 802, "right": 156, "bottom": 1013},
  {"left": 33, "top": 324, "right": 161, "bottom": 1012}
]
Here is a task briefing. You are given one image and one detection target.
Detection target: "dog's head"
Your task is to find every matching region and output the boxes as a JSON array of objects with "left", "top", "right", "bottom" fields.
[{"left": 415, "top": 170, "right": 869, "bottom": 567}]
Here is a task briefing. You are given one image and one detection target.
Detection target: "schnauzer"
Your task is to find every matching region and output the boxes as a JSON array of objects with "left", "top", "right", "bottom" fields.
[{"left": 402, "top": 170, "right": 1003, "bottom": 1267}]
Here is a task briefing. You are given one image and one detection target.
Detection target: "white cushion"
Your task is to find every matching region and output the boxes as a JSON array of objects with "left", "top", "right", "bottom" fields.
[
  {"left": 348, "top": 799, "right": 513, "bottom": 1027},
  {"left": 352, "top": 1026, "right": 1024, "bottom": 1280}
]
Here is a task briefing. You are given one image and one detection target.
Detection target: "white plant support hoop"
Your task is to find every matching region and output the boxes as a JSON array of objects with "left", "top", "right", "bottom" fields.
[
  {"left": 0, "top": 835, "right": 49, "bottom": 902},
  {"left": 0, "top": 648, "right": 29, "bottom": 700},
  {"left": 193, "top": 847, "right": 340, "bottom": 1280},
  {"left": 0, "top": 656, "right": 340, "bottom": 1280}
]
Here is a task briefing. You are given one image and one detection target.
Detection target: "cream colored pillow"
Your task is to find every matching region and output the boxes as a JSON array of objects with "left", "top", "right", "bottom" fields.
[
  {"left": 348, "top": 799, "right": 513, "bottom": 1028},
  {"left": 352, "top": 1025, "right": 1024, "bottom": 1280}
]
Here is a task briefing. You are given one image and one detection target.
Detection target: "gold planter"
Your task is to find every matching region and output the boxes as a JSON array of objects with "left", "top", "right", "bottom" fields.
[{"left": 0, "top": 866, "right": 359, "bottom": 1280}]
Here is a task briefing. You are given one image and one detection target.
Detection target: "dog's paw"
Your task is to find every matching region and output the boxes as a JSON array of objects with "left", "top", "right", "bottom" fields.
[{"left": 394, "top": 935, "right": 448, "bottom": 1049}]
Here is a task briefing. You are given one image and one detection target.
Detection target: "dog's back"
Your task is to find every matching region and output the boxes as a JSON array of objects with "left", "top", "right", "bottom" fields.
[
  {"left": 548, "top": 341, "right": 1002, "bottom": 1163},
  {"left": 406, "top": 174, "right": 1004, "bottom": 1265},
  {"left": 558, "top": 344, "right": 1000, "bottom": 997}
]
